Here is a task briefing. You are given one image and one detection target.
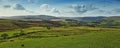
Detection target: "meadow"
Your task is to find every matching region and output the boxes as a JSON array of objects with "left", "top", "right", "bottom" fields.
[{"left": 0, "top": 26, "right": 120, "bottom": 48}]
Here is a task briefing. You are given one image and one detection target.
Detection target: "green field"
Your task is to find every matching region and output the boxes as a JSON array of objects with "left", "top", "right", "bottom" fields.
[{"left": 0, "top": 26, "right": 120, "bottom": 48}]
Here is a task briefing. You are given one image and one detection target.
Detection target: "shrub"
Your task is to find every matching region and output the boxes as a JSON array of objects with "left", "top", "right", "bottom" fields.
[
  {"left": 13, "top": 33, "right": 20, "bottom": 37},
  {"left": 1, "top": 33, "right": 8, "bottom": 39}
]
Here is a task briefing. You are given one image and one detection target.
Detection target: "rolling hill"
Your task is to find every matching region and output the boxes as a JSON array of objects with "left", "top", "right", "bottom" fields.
[{"left": 2, "top": 15, "right": 60, "bottom": 21}]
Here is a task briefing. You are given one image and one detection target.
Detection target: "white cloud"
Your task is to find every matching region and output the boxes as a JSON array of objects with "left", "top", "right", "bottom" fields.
[
  {"left": 0, "top": 8, "right": 29, "bottom": 16},
  {"left": 70, "top": 4, "right": 97, "bottom": 14},
  {"left": 50, "top": 8, "right": 60, "bottom": 14},
  {"left": 0, "top": 4, "right": 38, "bottom": 16},
  {"left": 1, "top": 3, "right": 119, "bottom": 17},
  {"left": 39, "top": 4, "right": 61, "bottom": 16},
  {"left": 40, "top": 4, "right": 51, "bottom": 11},
  {"left": 82, "top": 9, "right": 111, "bottom": 16}
]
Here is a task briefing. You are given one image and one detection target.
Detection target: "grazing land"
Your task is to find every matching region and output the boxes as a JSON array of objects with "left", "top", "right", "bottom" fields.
[
  {"left": 0, "top": 16, "right": 120, "bottom": 48},
  {"left": 0, "top": 26, "right": 120, "bottom": 48}
]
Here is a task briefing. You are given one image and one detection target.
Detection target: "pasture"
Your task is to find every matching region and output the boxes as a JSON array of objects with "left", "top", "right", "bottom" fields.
[{"left": 0, "top": 26, "right": 120, "bottom": 48}]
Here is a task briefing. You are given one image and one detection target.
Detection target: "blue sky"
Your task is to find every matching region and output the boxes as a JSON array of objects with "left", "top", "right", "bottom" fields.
[{"left": 0, "top": 0, "right": 120, "bottom": 17}]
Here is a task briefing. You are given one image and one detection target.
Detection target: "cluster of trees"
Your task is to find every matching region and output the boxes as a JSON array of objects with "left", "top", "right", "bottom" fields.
[
  {"left": 0, "top": 21, "right": 27, "bottom": 40},
  {"left": 0, "top": 33, "right": 8, "bottom": 40},
  {"left": 0, "top": 31, "right": 25, "bottom": 40}
]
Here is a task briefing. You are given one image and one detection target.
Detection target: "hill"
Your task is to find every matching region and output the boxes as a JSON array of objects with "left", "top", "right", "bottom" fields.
[
  {"left": 0, "top": 15, "right": 120, "bottom": 28},
  {"left": 60, "top": 16, "right": 105, "bottom": 22},
  {"left": 105, "top": 16, "right": 120, "bottom": 22},
  {"left": 0, "top": 19, "right": 38, "bottom": 31},
  {"left": 1, "top": 15, "right": 120, "bottom": 22},
  {"left": 2, "top": 15, "right": 60, "bottom": 21},
  {"left": 0, "top": 19, "right": 17, "bottom": 31}
]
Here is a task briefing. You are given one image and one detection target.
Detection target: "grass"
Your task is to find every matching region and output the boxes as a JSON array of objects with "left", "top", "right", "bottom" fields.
[
  {"left": 0, "top": 26, "right": 120, "bottom": 48},
  {"left": 0, "top": 27, "right": 47, "bottom": 37}
]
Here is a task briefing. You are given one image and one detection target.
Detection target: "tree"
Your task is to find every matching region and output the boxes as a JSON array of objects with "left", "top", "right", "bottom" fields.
[
  {"left": 21, "top": 44, "right": 24, "bottom": 47},
  {"left": 19, "top": 31, "right": 25, "bottom": 35},
  {"left": 1, "top": 33, "right": 8, "bottom": 39},
  {"left": 13, "top": 33, "right": 20, "bottom": 37},
  {"left": 46, "top": 25, "right": 51, "bottom": 30},
  {"left": 44, "top": 23, "right": 52, "bottom": 30},
  {"left": 60, "top": 21, "right": 70, "bottom": 28}
]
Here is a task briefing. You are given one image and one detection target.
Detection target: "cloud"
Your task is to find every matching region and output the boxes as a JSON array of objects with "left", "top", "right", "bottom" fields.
[
  {"left": 81, "top": 9, "right": 112, "bottom": 16},
  {"left": 0, "top": 3, "right": 39, "bottom": 16},
  {"left": 112, "top": 8, "right": 120, "bottom": 13},
  {"left": 5, "top": 4, "right": 37, "bottom": 14},
  {"left": 40, "top": 4, "right": 50, "bottom": 11},
  {"left": 25, "top": 10, "right": 39, "bottom": 14},
  {"left": 39, "top": 4, "right": 61, "bottom": 15},
  {"left": 70, "top": 4, "right": 97, "bottom": 14},
  {"left": 11, "top": 4, "right": 25, "bottom": 10},
  {"left": 3, "top": 5, "right": 11, "bottom": 8},
  {"left": 0, "top": 8, "right": 33, "bottom": 16},
  {"left": 50, "top": 8, "right": 60, "bottom": 14},
  {"left": 109, "top": 8, "right": 120, "bottom": 15}
]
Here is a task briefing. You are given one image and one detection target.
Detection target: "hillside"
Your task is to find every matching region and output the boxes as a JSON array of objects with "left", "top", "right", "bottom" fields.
[
  {"left": 0, "top": 19, "right": 17, "bottom": 31},
  {"left": 0, "top": 15, "right": 120, "bottom": 29},
  {"left": 105, "top": 16, "right": 120, "bottom": 22},
  {"left": 1, "top": 15, "right": 120, "bottom": 22},
  {"left": 60, "top": 16, "right": 105, "bottom": 22},
  {"left": 0, "top": 19, "right": 39, "bottom": 31}
]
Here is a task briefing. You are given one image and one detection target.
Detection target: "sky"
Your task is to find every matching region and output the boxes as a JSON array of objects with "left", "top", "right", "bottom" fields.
[{"left": 0, "top": 0, "right": 120, "bottom": 17}]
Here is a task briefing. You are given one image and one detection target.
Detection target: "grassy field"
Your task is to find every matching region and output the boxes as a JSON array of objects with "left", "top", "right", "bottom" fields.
[{"left": 0, "top": 26, "right": 120, "bottom": 48}]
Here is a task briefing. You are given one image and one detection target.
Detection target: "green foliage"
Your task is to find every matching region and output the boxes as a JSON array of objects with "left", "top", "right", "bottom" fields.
[
  {"left": 46, "top": 26, "right": 51, "bottom": 30},
  {"left": 0, "top": 26, "right": 120, "bottom": 48},
  {"left": 60, "top": 21, "right": 70, "bottom": 27},
  {"left": 1, "top": 33, "right": 8, "bottom": 39},
  {"left": 19, "top": 31, "right": 25, "bottom": 35},
  {"left": 0, "top": 28, "right": 120, "bottom": 48},
  {"left": 98, "top": 19, "right": 120, "bottom": 28},
  {"left": 13, "top": 33, "right": 20, "bottom": 37},
  {"left": 43, "top": 23, "right": 52, "bottom": 30}
]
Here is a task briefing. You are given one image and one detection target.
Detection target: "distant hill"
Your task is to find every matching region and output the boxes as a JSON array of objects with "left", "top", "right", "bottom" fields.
[
  {"left": 0, "top": 15, "right": 120, "bottom": 31},
  {"left": 104, "top": 16, "right": 120, "bottom": 22},
  {"left": 1, "top": 15, "right": 120, "bottom": 22},
  {"left": 61, "top": 16, "right": 106, "bottom": 22},
  {"left": 2, "top": 15, "right": 60, "bottom": 21}
]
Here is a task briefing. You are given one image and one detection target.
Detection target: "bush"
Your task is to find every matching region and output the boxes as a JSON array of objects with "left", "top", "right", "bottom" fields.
[
  {"left": 13, "top": 33, "right": 20, "bottom": 37},
  {"left": 19, "top": 31, "right": 25, "bottom": 35},
  {"left": 1, "top": 33, "right": 8, "bottom": 39}
]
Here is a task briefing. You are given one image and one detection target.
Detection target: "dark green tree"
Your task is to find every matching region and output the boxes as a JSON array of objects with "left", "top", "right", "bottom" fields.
[
  {"left": 13, "top": 33, "right": 20, "bottom": 37},
  {"left": 1, "top": 33, "right": 8, "bottom": 39},
  {"left": 60, "top": 21, "right": 70, "bottom": 28}
]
